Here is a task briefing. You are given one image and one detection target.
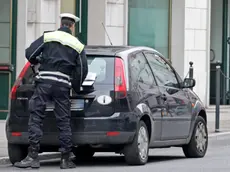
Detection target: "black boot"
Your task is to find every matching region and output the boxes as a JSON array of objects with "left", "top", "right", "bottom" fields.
[
  {"left": 60, "top": 152, "right": 76, "bottom": 169},
  {"left": 14, "top": 146, "right": 40, "bottom": 169}
]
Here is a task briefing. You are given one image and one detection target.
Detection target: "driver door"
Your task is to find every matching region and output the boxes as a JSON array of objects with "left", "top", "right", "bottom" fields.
[{"left": 144, "top": 51, "right": 193, "bottom": 140}]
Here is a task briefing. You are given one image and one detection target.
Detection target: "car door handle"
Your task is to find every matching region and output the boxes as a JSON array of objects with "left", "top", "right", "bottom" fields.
[{"left": 161, "top": 94, "right": 167, "bottom": 101}]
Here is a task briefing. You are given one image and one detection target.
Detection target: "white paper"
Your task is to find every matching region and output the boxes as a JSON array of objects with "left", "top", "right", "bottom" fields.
[
  {"left": 85, "top": 72, "right": 97, "bottom": 81},
  {"left": 82, "top": 72, "right": 97, "bottom": 86}
]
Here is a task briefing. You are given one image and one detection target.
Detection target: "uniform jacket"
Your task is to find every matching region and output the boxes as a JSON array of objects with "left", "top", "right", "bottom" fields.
[{"left": 25, "top": 26, "right": 88, "bottom": 92}]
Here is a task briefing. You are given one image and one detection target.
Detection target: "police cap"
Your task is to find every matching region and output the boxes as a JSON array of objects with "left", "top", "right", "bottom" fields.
[{"left": 60, "top": 13, "right": 80, "bottom": 23}]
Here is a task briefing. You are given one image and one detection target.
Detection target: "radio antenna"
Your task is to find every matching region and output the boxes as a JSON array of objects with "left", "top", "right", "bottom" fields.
[{"left": 102, "top": 22, "right": 113, "bottom": 45}]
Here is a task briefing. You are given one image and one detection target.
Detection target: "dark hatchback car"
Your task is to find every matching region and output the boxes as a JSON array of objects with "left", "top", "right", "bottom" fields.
[{"left": 6, "top": 46, "right": 208, "bottom": 165}]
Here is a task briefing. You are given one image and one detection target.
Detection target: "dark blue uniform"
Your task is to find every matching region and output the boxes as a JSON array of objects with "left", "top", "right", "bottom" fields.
[{"left": 25, "top": 26, "right": 88, "bottom": 154}]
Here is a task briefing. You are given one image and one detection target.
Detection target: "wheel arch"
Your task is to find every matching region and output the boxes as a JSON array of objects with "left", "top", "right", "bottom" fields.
[
  {"left": 187, "top": 106, "right": 207, "bottom": 143},
  {"left": 197, "top": 109, "right": 207, "bottom": 123},
  {"left": 133, "top": 103, "right": 153, "bottom": 142},
  {"left": 140, "top": 114, "right": 152, "bottom": 141}
]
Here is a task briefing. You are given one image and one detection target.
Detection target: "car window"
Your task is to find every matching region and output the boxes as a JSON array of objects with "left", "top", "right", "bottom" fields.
[
  {"left": 144, "top": 52, "right": 180, "bottom": 88},
  {"left": 22, "top": 57, "right": 114, "bottom": 86},
  {"left": 129, "top": 52, "right": 156, "bottom": 89},
  {"left": 87, "top": 56, "right": 114, "bottom": 84},
  {"left": 88, "top": 58, "right": 106, "bottom": 82}
]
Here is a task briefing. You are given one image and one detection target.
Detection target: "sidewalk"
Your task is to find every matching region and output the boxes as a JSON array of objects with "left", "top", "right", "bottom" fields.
[
  {"left": 206, "top": 107, "right": 230, "bottom": 133},
  {"left": 0, "top": 110, "right": 229, "bottom": 158}
]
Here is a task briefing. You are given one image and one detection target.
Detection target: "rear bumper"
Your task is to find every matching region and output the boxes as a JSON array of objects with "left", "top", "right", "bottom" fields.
[
  {"left": 6, "top": 112, "right": 138, "bottom": 146},
  {"left": 7, "top": 131, "right": 135, "bottom": 146}
]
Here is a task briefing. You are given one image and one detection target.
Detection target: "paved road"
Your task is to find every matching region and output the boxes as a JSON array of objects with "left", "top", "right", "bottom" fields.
[{"left": 1, "top": 134, "right": 230, "bottom": 172}]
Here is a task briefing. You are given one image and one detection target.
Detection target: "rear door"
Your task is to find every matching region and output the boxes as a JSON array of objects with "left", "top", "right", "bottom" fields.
[
  {"left": 128, "top": 51, "right": 162, "bottom": 141},
  {"left": 144, "top": 51, "right": 193, "bottom": 140},
  {"left": 12, "top": 55, "right": 117, "bottom": 134},
  {"left": 14, "top": 55, "right": 116, "bottom": 119}
]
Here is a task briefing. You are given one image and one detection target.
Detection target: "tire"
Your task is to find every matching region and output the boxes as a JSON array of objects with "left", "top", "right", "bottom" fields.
[
  {"left": 8, "top": 143, "right": 28, "bottom": 165},
  {"left": 72, "top": 146, "right": 95, "bottom": 161},
  {"left": 182, "top": 116, "right": 208, "bottom": 158},
  {"left": 124, "top": 121, "right": 149, "bottom": 165}
]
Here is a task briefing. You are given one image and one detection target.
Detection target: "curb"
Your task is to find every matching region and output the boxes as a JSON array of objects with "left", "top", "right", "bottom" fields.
[
  {"left": 209, "top": 131, "right": 230, "bottom": 138},
  {"left": 0, "top": 152, "right": 61, "bottom": 166}
]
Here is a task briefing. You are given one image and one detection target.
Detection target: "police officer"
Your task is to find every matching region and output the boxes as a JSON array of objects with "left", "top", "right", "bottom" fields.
[{"left": 14, "top": 13, "right": 88, "bottom": 169}]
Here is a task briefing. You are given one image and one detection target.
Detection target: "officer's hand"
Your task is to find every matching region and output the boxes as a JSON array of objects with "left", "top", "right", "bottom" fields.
[{"left": 36, "top": 56, "right": 41, "bottom": 63}]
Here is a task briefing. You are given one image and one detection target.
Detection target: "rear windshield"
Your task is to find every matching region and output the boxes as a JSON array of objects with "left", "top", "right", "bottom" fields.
[
  {"left": 21, "top": 56, "right": 114, "bottom": 85},
  {"left": 87, "top": 56, "right": 114, "bottom": 85}
]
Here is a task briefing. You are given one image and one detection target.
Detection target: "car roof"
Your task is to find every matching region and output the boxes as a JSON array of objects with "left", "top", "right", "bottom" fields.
[
  {"left": 85, "top": 45, "right": 133, "bottom": 56},
  {"left": 84, "top": 45, "right": 164, "bottom": 57}
]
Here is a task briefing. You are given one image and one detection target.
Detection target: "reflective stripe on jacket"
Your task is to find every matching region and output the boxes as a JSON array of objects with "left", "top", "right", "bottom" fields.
[{"left": 43, "top": 30, "right": 84, "bottom": 54}]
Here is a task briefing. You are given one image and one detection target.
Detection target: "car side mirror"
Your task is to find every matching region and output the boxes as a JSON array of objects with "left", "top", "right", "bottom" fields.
[{"left": 183, "top": 78, "right": 196, "bottom": 88}]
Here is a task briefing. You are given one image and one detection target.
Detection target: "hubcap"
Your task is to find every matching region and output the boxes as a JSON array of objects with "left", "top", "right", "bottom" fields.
[
  {"left": 138, "top": 126, "right": 149, "bottom": 160},
  {"left": 195, "top": 122, "right": 207, "bottom": 153}
]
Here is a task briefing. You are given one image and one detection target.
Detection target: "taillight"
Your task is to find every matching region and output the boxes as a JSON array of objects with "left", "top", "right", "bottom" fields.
[
  {"left": 11, "top": 132, "right": 22, "bottom": 137},
  {"left": 10, "top": 62, "right": 31, "bottom": 99},
  {"left": 114, "top": 57, "right": 127, "bottom": 99},
  {"left": 107, "top": 131, "right": 120, "bottom": 136}
]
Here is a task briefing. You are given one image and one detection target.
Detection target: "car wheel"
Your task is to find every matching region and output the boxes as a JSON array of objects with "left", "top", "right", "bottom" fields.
[
  {"left": 182, "top": 116, "right": 208, "bottom": 158},
  {"left": 72, "top": 146, "right": 95, "bottom": 161},
  {"left": 124, "top": 121, "right": 149, "bottom": 165},
  {"left": 8, "top": 143, "right": 28, "bottom": 165}
]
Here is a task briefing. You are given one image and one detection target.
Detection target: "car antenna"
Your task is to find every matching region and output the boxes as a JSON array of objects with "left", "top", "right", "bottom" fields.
[{"left": 102, "top": 22, "right": 113, "bottom": 45}]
